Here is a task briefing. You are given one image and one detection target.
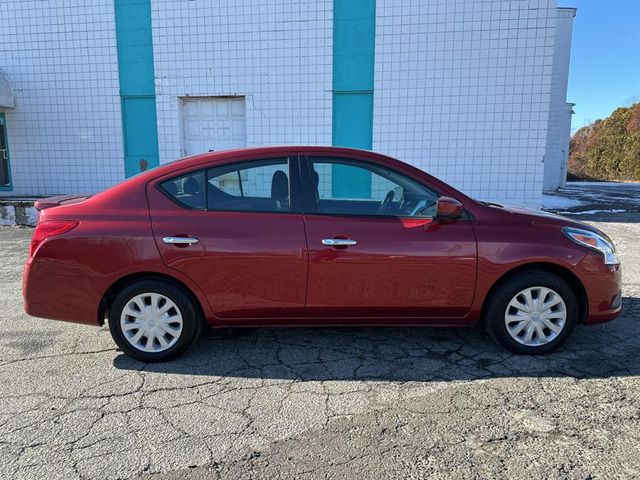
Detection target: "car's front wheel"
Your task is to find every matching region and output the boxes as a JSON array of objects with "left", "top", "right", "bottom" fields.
[
  {"left": 108, "top": 279, "right": 201, "bottom": 362},
  {"left": 484, "top": 271, "right": 578, "bottom": 355}
]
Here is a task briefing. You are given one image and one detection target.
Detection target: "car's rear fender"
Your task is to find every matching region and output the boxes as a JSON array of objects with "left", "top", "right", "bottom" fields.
[
  {"left": 24, "top": 206, "right": 214, "bottom": 325},
  {"left": 97, "top": 271, "right": 211, "bottom": 327}
]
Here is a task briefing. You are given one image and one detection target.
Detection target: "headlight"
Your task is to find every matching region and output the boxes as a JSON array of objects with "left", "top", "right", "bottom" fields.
[{"left": 562, "top": 226, "right": 619, "bottom": 265}]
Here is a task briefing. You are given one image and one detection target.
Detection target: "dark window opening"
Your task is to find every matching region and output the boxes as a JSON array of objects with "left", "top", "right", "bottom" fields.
[
  {"left": 159, "top": 171, "right": 206, "bottom": 210},
  {"left": 0, "top": 116, "right": 10, "bottom": 188},
  {"left": 309, "top": 157, "right": 440, "bottom": 218},
  {"left": 207, "top": 158, "right": 290, "bottom": 213},
  {"left": 158, "top": 158, "right": 292, "bottom": 214}
]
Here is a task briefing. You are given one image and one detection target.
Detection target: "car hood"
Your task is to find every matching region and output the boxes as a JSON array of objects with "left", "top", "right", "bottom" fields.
[{"left": 481, "top": 202, "right": 600, "bottom": 233}]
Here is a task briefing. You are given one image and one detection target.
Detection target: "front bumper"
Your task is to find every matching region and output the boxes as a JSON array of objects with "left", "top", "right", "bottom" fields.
[{"left": 573, "top": 251, "right": 622, "bottom": 325}]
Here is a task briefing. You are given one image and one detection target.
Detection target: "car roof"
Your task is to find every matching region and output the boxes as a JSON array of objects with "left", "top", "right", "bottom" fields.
[
  {"left": 164, "top": 145, "right": 381, "bottom": 169},
  {"left": 129, "top": 146, "right": 391, "bottom": 184},
  {"left": 106, "top": 146, "right": 474, "bottom": 207}
]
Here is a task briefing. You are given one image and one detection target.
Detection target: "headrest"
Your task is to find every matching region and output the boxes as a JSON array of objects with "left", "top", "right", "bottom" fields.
[
  {"left": 183, "top": 176, "right": 200, "bottom": 195},
  {"left": 271, "top": 170, "right": 289, "bottom": 201}
]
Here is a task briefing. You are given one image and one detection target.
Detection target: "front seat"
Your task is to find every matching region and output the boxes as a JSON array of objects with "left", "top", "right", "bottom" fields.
[{"left": 271, "top": 170, "right": 289, "bottom": 210}]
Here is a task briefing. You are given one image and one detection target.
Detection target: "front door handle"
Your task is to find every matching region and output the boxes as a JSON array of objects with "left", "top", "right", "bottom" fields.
[
  {"left": 322, "top": 238, "right": 357, "bottom": 247},
  {"left": 162, "top": 236, "right": 199, "bottom": 245}
]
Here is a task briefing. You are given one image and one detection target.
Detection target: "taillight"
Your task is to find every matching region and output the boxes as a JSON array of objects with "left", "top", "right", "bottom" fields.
[{"left": 30, "top": 220, "right": 79, "bottom": 256}]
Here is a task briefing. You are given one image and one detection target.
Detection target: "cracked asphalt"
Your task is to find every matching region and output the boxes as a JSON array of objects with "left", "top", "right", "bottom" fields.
[{"left": 1, "top": 205, "right": 640, "bottom": 479}]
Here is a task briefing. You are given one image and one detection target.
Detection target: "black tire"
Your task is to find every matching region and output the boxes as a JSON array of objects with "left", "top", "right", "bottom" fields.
[
  {"left": 484, "top": 270, "right": 578, "bottom": 355},
  {"left": 108, "top": 279, "right": 201, "bottom": 362}
]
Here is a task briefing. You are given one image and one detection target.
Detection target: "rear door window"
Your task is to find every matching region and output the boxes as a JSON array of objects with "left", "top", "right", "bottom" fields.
[{"left": 206, "top": 158, "right": 291, "bottom": 212}]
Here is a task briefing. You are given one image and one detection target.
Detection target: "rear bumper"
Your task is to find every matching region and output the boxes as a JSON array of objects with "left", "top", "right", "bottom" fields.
[
  {"left": 573, "top": 252, "right": 622, "bottom": 325},
  {"left": 23, "top": 255, "right": 101, "bottom": 326}
]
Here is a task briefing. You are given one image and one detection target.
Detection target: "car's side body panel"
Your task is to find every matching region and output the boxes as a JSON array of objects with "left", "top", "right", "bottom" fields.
[
  {"left": 146, "top": 191, "right": 309, "bottom": 319},
  {"left": 22, "top": 146, "right": 622, "bottom": 330},
  {"left": 296, "top": 154, "right": 478, "bottom": 320},
  {"left": 22, "top": 182, "right": 214, "bottom": 326},
  {"left": 144, "top": 155, "right": 309, "bottom": 319},
  {"left": 303, "top": 214, "right": 477, "bottom": 319},
  {"left": 464, "top": 202, "right": 621, "bottom": 325}
]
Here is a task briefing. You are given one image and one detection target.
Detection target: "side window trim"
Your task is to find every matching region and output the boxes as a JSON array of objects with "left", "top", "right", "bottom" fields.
[
  {"left": 232, "top": 169, "right": 244, "bottom": 197},
  {"left": 300, "top": 156, "right": 443, "bottom": 220},
  {"left": 299, "top": 155, "right": 319, "bottom": 215}
]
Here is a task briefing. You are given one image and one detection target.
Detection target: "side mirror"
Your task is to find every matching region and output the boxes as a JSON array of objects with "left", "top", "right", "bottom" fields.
[{"left": 435, "top": 196, "right": 463, "bottom": 220}]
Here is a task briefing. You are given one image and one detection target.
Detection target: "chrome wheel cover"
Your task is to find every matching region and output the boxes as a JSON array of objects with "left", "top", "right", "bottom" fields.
[
  {"left": 120, "top": 293, "right": 184, "bottom": 353},
  {"left": 504, "top": 286, "right": 567, "bottom": 347}
]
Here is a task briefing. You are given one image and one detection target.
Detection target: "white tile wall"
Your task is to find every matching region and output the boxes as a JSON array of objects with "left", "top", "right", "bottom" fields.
[
  {"left": 151, "top": 0, "right": 333, "bottom": 164},
  {"left": 0, "top": 0, "right": 123, "bottom": 196},
  {"left": 543, "top": 8, "right": 575, "bottom": 191},
  {"left": 373, "top": 0, "right": 559, "bottom": 208},
  {"left": 0, "top": 0, "right": 570, "bottom": 206}
]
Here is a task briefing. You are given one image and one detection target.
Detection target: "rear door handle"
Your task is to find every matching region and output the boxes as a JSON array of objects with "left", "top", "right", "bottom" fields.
[
  {"left": 322, "top": 238, "right": 357, "bottom": 247},
  {"left": 162, "top": 236, "right": 199, "bottom": 245}
]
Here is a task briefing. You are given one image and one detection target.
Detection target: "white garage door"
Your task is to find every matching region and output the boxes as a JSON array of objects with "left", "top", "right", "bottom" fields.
[{"left": 181, "top": 97, "right": 246, "bottom": 156}]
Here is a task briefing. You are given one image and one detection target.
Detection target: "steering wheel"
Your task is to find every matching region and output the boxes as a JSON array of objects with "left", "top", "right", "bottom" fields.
[
  {"left": 408, "top": 199, "right": 438, "bottom": 217},
  {"left": 377, "top": 189, "right": 396, "bottom": 215}
]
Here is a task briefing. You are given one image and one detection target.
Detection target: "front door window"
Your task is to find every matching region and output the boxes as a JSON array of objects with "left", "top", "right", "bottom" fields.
[{"left": 309, "top": 157, "right": 440, "bottom": 217}]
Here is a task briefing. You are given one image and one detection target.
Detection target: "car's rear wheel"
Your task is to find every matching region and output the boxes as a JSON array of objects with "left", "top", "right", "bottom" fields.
[
  {"left": 484, "top": 271, "right": 578, "bottom": 355},
  {"left": 108, "top": 279, "right": 201, "bottom": 362}
]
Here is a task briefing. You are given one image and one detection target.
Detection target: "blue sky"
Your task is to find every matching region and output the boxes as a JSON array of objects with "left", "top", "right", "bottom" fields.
[{"left": 561, "top": 0, "right": 640, "bottom": 131}]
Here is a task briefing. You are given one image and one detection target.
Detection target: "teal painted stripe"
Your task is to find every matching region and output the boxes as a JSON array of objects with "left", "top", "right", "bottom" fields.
[
  {"left": 332, "top": 93, "right": 373, "bottom": 198},
  {"left": 331, "top": 0, "right": 376, "bottom": 198},
  {"left": 332, "top": 0, "right": 375, "bottom": 93},
  {"left": 114, "top": 0, "right": 159, "bottom": 177}
]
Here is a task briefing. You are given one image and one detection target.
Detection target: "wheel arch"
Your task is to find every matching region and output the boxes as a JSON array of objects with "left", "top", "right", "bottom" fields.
[
  {"left": 480, "top": 262, "right": 588, "bottom": 325},
  {"left": 98, "top": 272, "right": 207, "bottom": 327}
]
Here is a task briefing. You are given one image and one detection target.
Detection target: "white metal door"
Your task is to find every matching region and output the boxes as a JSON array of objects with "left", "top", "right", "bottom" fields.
[{"left": 181, "top": 97, "right": 246, "bottom": 156}]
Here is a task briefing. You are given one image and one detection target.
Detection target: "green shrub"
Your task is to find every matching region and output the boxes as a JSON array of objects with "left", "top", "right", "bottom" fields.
[{"left": 569, "top": 103, "right": 640, "bottom": 181}]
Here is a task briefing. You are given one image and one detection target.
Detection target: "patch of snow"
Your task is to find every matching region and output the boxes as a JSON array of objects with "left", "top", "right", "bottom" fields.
[
  {"left": 541, "top": 194, "right": 585, "bottom": 210},
  {"left": 565, "top": 181, "right": 640, "bottom": 187},
  {"left": 555, "top": 209, "right": 627, "bottom": 215},
  {"left": 15, "top": 206, "right": 38, "bottom": 226},
  {"left": 594, "top": 195, "right": 640, "bottom": 204},
  {"left": 0, "top": 205, "right": 16, "bottom": 225}
]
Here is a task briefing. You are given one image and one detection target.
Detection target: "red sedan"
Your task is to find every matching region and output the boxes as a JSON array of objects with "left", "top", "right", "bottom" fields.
[{"left": 23, "top": 147, "right": 622, "bottom": 361}]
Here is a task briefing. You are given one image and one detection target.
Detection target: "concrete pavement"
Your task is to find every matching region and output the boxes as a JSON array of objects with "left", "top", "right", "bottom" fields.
[{"left": 1, "top": 212, "right": 639, "bottom": 479}]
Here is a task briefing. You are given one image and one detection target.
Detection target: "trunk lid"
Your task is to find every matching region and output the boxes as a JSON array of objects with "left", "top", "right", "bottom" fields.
[{"left": 34, "top": 194, "right": 92, "bottom": 211}]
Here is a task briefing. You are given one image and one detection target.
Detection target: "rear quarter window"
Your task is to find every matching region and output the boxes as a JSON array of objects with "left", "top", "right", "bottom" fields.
[{"left": 160, "top": 171, "right": 205, "bottom": 210}]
